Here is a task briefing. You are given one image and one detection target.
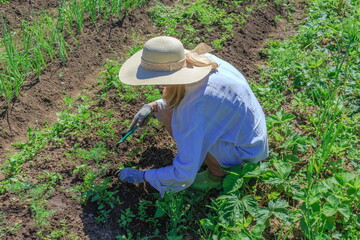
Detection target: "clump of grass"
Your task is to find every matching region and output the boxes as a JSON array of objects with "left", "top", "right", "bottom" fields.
[
  {"left": 0, "top": 0, "right": 147, "bottom": 105},
  {"left": 83, "top": 0, "right": 146, "bottom": 25},
  {"left": 0, "top": 10, "right": 70, "bottom": 104}
]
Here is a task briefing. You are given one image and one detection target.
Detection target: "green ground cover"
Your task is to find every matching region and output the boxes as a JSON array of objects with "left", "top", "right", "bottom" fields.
[
  {"left": 0, "top": 0, "right": 146, "bottom": 104},
  {"left": 148, "top": 0, "right": 265, "bottom": 49},
  {"left": 0, "top": 0, "right": 359, "bottom": 239}
]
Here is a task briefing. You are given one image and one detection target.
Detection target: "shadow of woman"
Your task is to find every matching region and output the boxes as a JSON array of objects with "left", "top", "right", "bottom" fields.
[{"left": 81, "top": 147, "right": 174, "bottom": 239}]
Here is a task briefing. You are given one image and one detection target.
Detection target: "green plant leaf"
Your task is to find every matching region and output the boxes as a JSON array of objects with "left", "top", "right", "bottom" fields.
[
  {"left": 220, "top": 194, "right": 245, "bottom": 225},
  {"left": 91, "top": 194, "right": 100, "bottom": 202},
  {"left": 274, "top": 161, "right": 292, "bottom": 179},
  {"left": 267, "top": 110, "right": 295, "bottom": 125},
  {"left": 338, "top": 204, "right": 351, "bottom": 220},
  {"left": 263, "top": 177, "right": 284, "bottom": 184},
  {"left": 225, "top": 165, "right": 242, "bottom": 176},
  {"left": 242, "top": 196, "right": 270, "bottom": 224},
  {"left": 299, "top": 217, "right": 309, "bottom": 234},
  {"left": 253, "top": 207, "right": 271, "bottom": 225},
  {"left": 273, "top": 209, "right": 291, "bottom": 224},
  {"left": 323, "top": 203, "right": 337, "bottom": 217},
  {"left": 334, "top": 172, "right": 356, "bottom": 186},
  {"left": 199, "top": 218, "right": 214, "bottom": 230},
  {"left": 324, "top": 217, "right": 336, "bottom": 231},
  {"left": 223, "top": 174, "right": 244, "bottom": 194},
  {"left": 283, "top": 154, "right": 301, "bottom": 162},
  {"left": 278, "top": 112, "right": 296, "bottom": 122},
  {"left": 240, "top": 163, "right": 260, "bottom": 177},
  {"left": 326, "top": 195, "right": 340, "bottom": 207},
  {"left": 98, "top": 203, "right": 105, "bottom": 210},
  {"left": 252, "top": 223, "right": 265, "bottom": 236},
  {"left": 154, "top": 207, "right": 166, "bottom": 218},
  {"left": 309, "top": 183, "right": 328, "bottom": 201},
  {"left": 268, "top": 199, "right": 289, "bottom": 210},
  {"left": 353, "top": 177, "right": 360, "bottom": 189},
  {"left": 242, "top": 195, "right": 258, "bottom": 216}
]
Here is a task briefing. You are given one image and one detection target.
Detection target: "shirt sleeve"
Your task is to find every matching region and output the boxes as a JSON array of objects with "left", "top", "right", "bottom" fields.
[
  {"left": 154, "top": 99, "right": 169, "bottom": 123},
  {"left": 155, "top": 99, "right": 167, "bottom": 111},
  {"left": 144, "top": 97, "right": 219, "bottom": 197}
]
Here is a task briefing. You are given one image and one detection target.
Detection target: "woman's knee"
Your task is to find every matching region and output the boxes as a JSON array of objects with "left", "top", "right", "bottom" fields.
[{"left": 204, "top": 153, "right": 226, "bottom": 177}]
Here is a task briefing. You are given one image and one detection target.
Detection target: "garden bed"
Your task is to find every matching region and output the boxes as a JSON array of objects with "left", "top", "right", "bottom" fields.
[
  {"left": 0, "top": 0, "right": 288, "bottom": 238},
  {"left": 2, "top": 0, "right": 357, "bottom": 239}
]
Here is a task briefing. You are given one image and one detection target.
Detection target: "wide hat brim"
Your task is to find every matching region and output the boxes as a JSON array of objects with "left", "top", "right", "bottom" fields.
[{"left": 118, "top": 50, "right": 212, "bottom": 86}]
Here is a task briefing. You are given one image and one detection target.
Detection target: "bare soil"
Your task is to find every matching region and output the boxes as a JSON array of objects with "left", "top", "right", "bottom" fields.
[{"left": 0, "top": 0, "right": 305, "bottom": 239}]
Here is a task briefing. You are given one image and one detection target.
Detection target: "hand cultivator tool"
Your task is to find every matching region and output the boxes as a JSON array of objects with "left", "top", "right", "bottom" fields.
[
  {"left": 114, "top": 125, "right": 138, "bottom": 154},
  {"left": 114, "top": 112, "right": 152, "bottom": 154}
]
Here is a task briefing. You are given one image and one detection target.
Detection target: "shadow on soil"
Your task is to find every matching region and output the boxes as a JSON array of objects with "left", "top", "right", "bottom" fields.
[{"left": 81, "top": 147, "right": 174, "bottom": 239}]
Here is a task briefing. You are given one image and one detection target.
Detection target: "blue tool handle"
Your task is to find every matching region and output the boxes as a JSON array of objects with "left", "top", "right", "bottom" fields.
[
  {"left": 118, "top": 125, "right": 138, "bottom": 143},
  {"left": 116, "top": 111, "right": 152, "bottom": 144}
]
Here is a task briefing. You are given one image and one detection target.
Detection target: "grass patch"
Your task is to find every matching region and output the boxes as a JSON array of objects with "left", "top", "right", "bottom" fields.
[{"left": 0, "top": 0, "right": 147, "bottom": 105}]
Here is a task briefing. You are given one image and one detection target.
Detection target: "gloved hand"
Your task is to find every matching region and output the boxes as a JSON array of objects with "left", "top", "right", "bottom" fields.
[
  {"left": 129, "top": 104, "right": 154, "bottom": 129},
  {"left": 118, "top": 168, "right": 145, "bottom": 184}
]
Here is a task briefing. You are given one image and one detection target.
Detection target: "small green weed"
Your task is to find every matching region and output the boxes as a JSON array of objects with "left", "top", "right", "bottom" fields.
[
  {"left": 29, "top": 202, "right": 56, "bottom": 227},
  {"left": 0, "top": 211, "right": 21, "bottom": 238},
  {"left": 154, "top": 191, "right": 204, "bottom": 239},
  {"left": 85, "top": 178, "right": 122, "bottom": 222},
  {"left": 137, "top": 199, "right": 160, "bottom": 226},
  {"left": 118, "top": 208, "right": 135, "bottom": 228},
  {"left": 72, "top": 142, "right": 108, "bottom": 164}
]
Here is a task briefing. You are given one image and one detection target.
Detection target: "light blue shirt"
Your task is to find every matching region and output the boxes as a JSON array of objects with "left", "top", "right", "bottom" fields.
[{"left": 145, "top": 54, "right": 268, "bottom": 196}]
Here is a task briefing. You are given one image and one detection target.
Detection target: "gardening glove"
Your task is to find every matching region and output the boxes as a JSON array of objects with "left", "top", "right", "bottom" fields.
[
  {"left": 191, "top": 169, "right": 223, "bottom": 192},
  {"left": 129, "top": 104, "right": 154, "bottom": 129},
  {"left": 118, "top": 168, "right": 145, "bottom": 184}
]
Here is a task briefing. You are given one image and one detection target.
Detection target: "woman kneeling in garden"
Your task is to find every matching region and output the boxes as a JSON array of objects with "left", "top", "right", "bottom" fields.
[{"left": 117, "top": 36, "right": 268, "bottom": 196}]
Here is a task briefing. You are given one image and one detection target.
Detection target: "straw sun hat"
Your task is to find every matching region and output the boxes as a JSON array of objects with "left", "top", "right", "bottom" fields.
[{"left": 118, "top": 36, "right": 218, "bottom": 86}]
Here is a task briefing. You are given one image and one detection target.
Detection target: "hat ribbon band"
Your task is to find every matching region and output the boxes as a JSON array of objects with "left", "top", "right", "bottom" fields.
[
  {"left": 140, "top": 43, "right": 219, "bottom": 72},
  {"left": 141, "top": 57, "right": 186, "bottom": 72}
]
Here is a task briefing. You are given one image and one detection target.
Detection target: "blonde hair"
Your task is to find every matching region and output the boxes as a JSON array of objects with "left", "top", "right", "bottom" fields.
[{"left": 163, "top": 85, "right": 185, "bottom": 108}]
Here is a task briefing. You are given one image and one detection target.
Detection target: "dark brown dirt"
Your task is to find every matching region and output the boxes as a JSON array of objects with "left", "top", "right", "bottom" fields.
[
  {"left": 0, "top": 1, "right": 160, "bottom": 161},
  {"left": 0, "top": 0, "right": 60, "bottom": 29},
  {"left": 0, "top": 0, "right": 306, "bottom": 239}
]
